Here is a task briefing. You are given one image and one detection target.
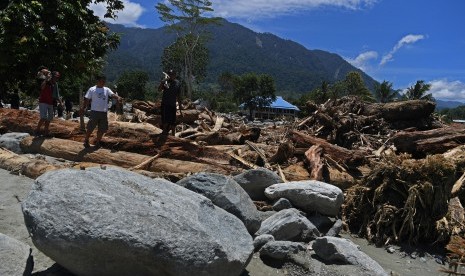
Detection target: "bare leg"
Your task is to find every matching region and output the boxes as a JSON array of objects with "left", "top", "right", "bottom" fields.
[
  {"left": 84, "top": 128, "right": 93, "bottom": 143},
  {"left": 35, "top": 119, "right": 44, "bottom": 134},
  {"left": 43, "top": 121, "right": 51, "bottom": 136},
  {"left": 95, "top": 130, "right": 105, "bottom": 144}
]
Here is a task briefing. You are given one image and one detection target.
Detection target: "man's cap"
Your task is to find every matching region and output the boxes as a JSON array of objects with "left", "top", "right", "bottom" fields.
[{"left": 167, "top": 69, "right": 176, "bottom": 75}]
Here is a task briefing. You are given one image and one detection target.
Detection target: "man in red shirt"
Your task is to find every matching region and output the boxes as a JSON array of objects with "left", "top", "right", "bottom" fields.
[{"left": 34, "top": 69, "right": 54, "bottom": 137}]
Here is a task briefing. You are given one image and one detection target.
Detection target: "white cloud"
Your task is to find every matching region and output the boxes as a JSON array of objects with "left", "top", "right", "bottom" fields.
[
  {"left": 380, "top": 34, "right": 425, "bottom": 66},
  {"left": 89, "top": 0, "right": 145, "bottom": 28},
  {"left": 345, "top": 50, "right": 378, "bottom": 71},
  {"left": 211, "top": 0, "right": 377, "bottom": 19},
  {"left": 429, "top": 79, "right": 465, "bottom": 101}
]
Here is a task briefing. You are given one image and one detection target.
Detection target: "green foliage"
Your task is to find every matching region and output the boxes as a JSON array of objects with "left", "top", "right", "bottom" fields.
[
  {"left": 194, "top": 88, "right": 237, "bottom": 113},
  {"left": 403, "top": 80, "right": 434, "bottom": 101},
  {"left": 307, "top": 81, "right": 331, "bottom": 104},
  {"left": 296, "top": 72, "right": 374, "bottom": 112},
  {"left": 374, "top": 80, "right": 397, "bottom": 103},
  {"left": 344, "top": 71, "right": 374, "bottom": 101},
  {"left": 0, "top": 0, "right": 123, "bottom": 101},
  {"left": 439, "top": 105, "right": 465, "bottom": 122},
  {"left": 233, "top": 72, "right": 277, "bottom": 118},
  {"left": 161, "top": 34, "right": 209, "bottom": 93},
  {"left": 115, "top": 70, "right": 149, "bottom": 100}
]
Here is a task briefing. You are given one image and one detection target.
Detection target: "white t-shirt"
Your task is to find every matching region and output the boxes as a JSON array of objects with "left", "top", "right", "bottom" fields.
[{"left": 84, "top": 86, "right": 115, "bottom": 112}]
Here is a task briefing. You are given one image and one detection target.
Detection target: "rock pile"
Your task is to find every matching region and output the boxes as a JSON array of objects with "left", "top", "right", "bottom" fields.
[{"left": 0, "top": 166, "right": 389, "bottom": 275}]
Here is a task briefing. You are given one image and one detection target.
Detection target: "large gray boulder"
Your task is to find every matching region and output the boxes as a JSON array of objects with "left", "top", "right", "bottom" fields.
[
  {"left": 177, "top": 172, "right": 261, "bottom": 234},
  {"left": 233, "top": 168, "right": 282, "bottom": 200},
  {"left": 264, "top": 180, "right": 343, "bottom": 217},
  {"left": 22, "top": 167, "right": 253, "bottom": 276},
  {"left": 313, "top": 237, "right": 388, "bottom": 276},
  {"left": 0, "top": 132, "right": 30, "bottom": 153},
  {"left": 255, "top": 208, "right": 320, "bottom": 242},
  {"left": 0, "top": 233, "right": 33, "bottom": 276}
]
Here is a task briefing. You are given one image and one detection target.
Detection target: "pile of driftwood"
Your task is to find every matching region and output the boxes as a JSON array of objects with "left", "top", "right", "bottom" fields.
[{"left": 1, "top": 96, "right": 465, "bottom": 261}]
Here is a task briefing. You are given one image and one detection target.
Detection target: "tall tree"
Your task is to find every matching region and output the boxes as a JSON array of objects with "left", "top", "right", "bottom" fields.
[
  {"left": 344, "top": 71, "right": 374, "bottom": 101},
  {"left": 403, "top": 80, "right": 434, "bottom": 101},
  {"left": 0, "top": 0, "right": 123, "bottom": 98},
  {"left": 234, "top": 73, "right": 276, "bottom": 119},
  {"left": 308, "top": 80, "right": 331, "bottom": 104},
  {"left": 374, "top": 80, "right": 397, "bottom": 103},
  {"left": 156, "top": 0, "right": 220, "bottom": 99},
  {"left": 161, "top": 34, "right": 209, "bottom": 96}
]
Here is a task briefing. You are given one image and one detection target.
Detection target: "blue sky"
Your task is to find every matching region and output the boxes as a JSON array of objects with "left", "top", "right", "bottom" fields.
[{"left": 90, "top": 0, "right": 465, "bottom": 102}]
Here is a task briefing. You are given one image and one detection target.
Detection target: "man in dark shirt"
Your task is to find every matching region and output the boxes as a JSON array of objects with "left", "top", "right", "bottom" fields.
[{"left": 158, "top": 69, "right": 183, "bottom": 135}]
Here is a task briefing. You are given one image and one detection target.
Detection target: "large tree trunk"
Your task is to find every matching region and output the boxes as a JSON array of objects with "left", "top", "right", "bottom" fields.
[
  {"left": 0, "top": 109, "right": 162, "bottom": 140},
  {"left": 20, "top": 136, "right": 234, "bottom": 175},
  {"left": 362, "top": 100, "right": 436, "bottom": 121},
  {"left": 391, "top": 127, "right": 465, "bottom": 157},
  {"left": 145, "top": 109, "right": 201, "bottom": 127},
  {"left": 0, "top": 148, "right": 62, "bottom": 179}
]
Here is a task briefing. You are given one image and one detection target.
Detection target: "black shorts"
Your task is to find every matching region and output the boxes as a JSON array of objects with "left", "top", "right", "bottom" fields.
[
  {"left": 161, "top": 105, "right": 176, "bottom": 125},
  {"left": 86, "top": 111, "right": 109, "bottom": 132}
]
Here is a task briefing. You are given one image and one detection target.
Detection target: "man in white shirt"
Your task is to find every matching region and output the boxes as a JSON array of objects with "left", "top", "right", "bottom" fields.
[{"left": 80, "top": 75, "right": 122, "bottom": 148}]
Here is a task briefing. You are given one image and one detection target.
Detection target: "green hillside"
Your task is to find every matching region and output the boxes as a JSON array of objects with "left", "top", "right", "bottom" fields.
[{"left": 104, "top": 19, "right": 378, "bottom": 97}]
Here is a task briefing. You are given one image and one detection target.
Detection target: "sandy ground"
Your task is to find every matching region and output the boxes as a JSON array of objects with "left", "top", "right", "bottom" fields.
[{"left": 0, "top": 168, "right": 448, "bottom": 276}]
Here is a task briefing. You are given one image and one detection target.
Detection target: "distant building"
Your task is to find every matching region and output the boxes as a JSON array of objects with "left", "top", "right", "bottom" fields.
[{"left": 241, "top": 96, "right": 300, "bottom": 120}]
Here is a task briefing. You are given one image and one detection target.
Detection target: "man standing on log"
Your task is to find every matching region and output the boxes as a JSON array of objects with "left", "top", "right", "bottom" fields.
[
  {"left": 81, "top": 75, "right": 122, "bottom": 148},
  {"left": 158, "top": 69, "right": 183, "bottom": 136},
  {"left": 34, "top": 69, "right": 54, "bottom": 137}
]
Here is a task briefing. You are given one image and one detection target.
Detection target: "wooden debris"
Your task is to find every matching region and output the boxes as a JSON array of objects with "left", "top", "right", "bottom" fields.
[
  {"left": 245, "top": 140, "right": 270, "bottom": 168},
  {"left": 391, "top": 127, "right": 465, "bottom": 157},
  {"left": 304, "top": 145, "right": 325, "bottom": 181},
  {"left": 291, "top": 130, "right": 366, "bottom": 167},
  {"left": 20, "top": 136, "right": 233, "bottom": 175}
]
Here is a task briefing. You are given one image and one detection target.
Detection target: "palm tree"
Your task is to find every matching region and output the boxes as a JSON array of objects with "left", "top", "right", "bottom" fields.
[
  {"left": 403, "top": 80, "right": 434, "bottom": 101},
  {"left": 374, "top": 80, "right": 397, "bottom": 103}
]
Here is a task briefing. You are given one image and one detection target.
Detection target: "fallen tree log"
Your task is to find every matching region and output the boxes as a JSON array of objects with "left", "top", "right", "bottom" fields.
[
  {"left": 362, "top": 99, "right": 436, "bottom": 121},
  {"left": 194, "top": 127, "right": 261, "bottom": 145},
  {"left": 290, "top": 130, "right": 366, "bottom": 167},
  {"left": 391, "top": 127, "right": 465, "bottom": 157},
  {"left": 132, "top": 100, "right": 159, "bottom": 114},
  {"left": 0, "top": 147, "right": 191, "bottom": 182},
  {"left": 20, "top": 136, "right": 233, "bottom": 175},
  {"left": 0, "top": 148, "right": 62, "bottom": 179},
  {"left": 0, "top": 109, "right": 162, "bottom": 141},
  {"left": 145, "top": 109, "right": 201, "bottom": 127}
]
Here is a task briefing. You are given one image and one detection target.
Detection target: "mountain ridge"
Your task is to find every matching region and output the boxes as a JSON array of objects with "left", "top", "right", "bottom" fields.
[{"left": 104, "top": 19, "right": 379, "bottom": 97}]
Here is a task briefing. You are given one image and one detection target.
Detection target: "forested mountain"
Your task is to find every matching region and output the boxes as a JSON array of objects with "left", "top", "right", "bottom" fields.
[{"left": 104, "top": 19, "right": 378, "bottom": 97}]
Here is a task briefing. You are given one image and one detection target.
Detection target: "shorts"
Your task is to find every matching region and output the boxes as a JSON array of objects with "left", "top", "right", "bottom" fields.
[
  {"left": 86, "top": 111, "right": 109, "bottom": 133},
  {"left": 161, "top": 105, "right": 177, "bottom": 125},
  {"left": 39, "top": 103, "right": 54, "bottom": 121}
]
